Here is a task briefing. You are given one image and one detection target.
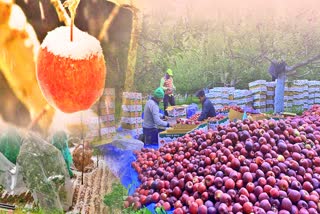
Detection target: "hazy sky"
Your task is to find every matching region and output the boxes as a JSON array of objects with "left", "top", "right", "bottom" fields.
[{"left": 137, "top": 0, "right": 320, "bottom": 20}]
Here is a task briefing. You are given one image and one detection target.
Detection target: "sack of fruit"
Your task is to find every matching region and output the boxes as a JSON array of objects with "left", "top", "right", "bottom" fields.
[
  {"left": 17, "top": 132, "right": 73, "bottom": 212},
  {"left": 0, "top": 128, "right": 23, "bottom": 164}
]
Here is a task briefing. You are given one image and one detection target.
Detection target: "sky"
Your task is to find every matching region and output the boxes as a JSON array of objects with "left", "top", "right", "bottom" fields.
[{"left": 137, "top": 0, "right": 320, "bottom": 20}]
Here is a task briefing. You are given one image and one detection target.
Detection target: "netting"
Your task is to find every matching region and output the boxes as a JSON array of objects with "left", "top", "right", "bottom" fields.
[
  {"left": 0, "top": 152, "right": 28, "bottom": 195},
  {"left": 0, "top": 128, "right": 23, "bottom": 164},
  {"left": 16, "top": 132, "right": 73, "bottom": 212},
  {"left": 49, "top": 131, "right": 74, "bottom": 177},
  {"left": 0, "top": 152, "right": 14, "bottom": 188}
]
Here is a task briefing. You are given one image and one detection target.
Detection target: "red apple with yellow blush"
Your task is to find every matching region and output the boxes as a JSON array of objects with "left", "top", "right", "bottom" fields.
[{"left": 36, "top": 26, "right": 106, "bottom": 113}]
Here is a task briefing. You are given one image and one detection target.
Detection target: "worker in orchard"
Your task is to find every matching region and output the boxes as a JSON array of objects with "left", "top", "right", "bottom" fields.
[
  {"left": 196, "top": 89, "right": 216, "bottom": 121},
  {"left": 160, "top": 68, "right": 176, "bottom": 116},
  {"left": 142, "top": 87, "right": 172, "bottom": 145}
]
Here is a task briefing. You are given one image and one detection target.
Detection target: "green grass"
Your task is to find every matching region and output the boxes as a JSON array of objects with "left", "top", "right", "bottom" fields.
[
  {"left": 103, "top": 182, "right": 167, "bottom": 214},
  {"left": 284, "top": 107, "right": 304, "bottom": 116},
  {"left": 103, "top": 183, "right": 127, "bottom": 213}
]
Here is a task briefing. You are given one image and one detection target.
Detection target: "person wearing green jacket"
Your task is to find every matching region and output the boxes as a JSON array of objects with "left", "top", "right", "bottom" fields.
[{"left": 160, "top": 68, "right": 176, "bottom": 116}]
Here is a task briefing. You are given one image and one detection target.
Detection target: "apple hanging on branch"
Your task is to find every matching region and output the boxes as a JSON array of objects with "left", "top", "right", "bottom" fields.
[{"left": 36, "top": 0, "right": 106, "bottom": 113}]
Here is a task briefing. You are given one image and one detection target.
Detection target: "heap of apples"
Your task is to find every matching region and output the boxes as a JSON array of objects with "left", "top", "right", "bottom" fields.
[
  {"left": 128, "top": 105, "right": 320, "bottom": 213},
  {"left": 207, "top": 115, "right": 227, "bottom": 123},
  {"left": 217, "top": 106, "right": 244, "bottom": 113},
  {"left": 176, "top": 114, "right": 202, "bottom": 125}
]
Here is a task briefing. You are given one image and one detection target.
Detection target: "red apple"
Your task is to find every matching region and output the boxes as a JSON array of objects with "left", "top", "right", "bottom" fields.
[{"left": 37, "top": 26, "right": 106, "bottom": 113}]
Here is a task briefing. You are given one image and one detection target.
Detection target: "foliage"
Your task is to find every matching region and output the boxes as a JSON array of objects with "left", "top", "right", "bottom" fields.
[
  {"left": 284, "top": 107, "right": 304, "bottom": 116},
  {"left": 103, "top": 182, "right": 127, "bottom": 211},
  {"left": 49, "top": 131, "right": 74, "bottom": 177},
  {"left": 135, "top": 4, "right": 320, "bottom": 94},
  {"left": 17, "top": 133, "right": 71, "bottom": 213},
  {"left": 103, "top": 182, "right": 167, "bottom": 214}
]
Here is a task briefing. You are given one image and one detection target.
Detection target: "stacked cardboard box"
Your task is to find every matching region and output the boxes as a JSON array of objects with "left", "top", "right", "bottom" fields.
[
  {"left": 166, "top": 105, "right": 188, "bottom": 117},
  {"left": 228, "top": 91, "right": 237, "bottom": 106},
  {"left": 207, "top": 87, "right": 235, "bottom": 109},
  {"left": 121, "top": 92, "right": 143, "bottom": 137},
  {"left": 308, "top": 81, "right": 318, "bottom": 107},
  {"left": 291, "top": 80, "right": 309, "bottom": 111},
  {"left": 284, "top": 81, "right": 294, "bottom": 110},
  {"left": 233, "top": 89, "right": 253, "bottom": 109},
  {"left": 204, "top": 80, "right": 320, "bottom": 113},
  {"left": 309, "top": 81, "right": 320, "bottom": 104},
  {"left": 315, "top": 92, "right": 320, "bottom": 104},
  {"left": 249, "top": 80, "right": 267, "bottom": 112},
  {"left": 266, "top": 82, "right": 275, "bottom": 112},
  {"left": 86, "top": 88, "right": 116, "bottom": 140}
]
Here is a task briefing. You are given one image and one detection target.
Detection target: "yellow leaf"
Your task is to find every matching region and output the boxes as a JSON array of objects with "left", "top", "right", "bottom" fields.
[{"left": 0, "top": 2, "right": 55, "bottom": 130}]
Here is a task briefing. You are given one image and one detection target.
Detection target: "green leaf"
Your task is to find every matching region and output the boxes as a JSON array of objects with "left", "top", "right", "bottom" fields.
[{"left": 155, "top": 206, "right": 167, "bottom": 214}]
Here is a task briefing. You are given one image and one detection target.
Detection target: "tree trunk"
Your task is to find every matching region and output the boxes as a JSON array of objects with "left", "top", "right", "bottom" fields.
[
  {"left": 124, "top": 10, "right": 142, "bottom": 92},
  {"left": 274, "top": 72, "right": 286, "bottom": 113}
]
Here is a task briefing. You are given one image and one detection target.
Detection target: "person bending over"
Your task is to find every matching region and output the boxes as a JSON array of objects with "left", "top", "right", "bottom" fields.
[
  {"left": 196, "top": 89, "right": 216, "bottom": 121},
  {"left": 143, "top": 87, "right": 172, "bottom": 144}
]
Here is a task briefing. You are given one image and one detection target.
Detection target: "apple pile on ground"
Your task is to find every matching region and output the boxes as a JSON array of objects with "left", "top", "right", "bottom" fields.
[
  {"left": 177, "top": 114, "right": 226, "bottom": 125},
  {"left": 176, "top": 113, "right": 202, "bottom": 124},
  {"left": 217, "top": 106, "right": 244, "bottom": 113},
  {"left": 128, "top": 105, "right": 320, "bottom": 214}
]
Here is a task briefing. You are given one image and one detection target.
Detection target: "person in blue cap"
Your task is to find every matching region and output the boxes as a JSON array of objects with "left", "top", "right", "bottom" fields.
[
  {"left": 196, "top": 89, "right": 216, "bottom": 121},
  {"left": 160, "top": 68, "right": 176, "bottom": 116},
  {"left": 142, "top": 87, "right": 172, "bottom": 145}
]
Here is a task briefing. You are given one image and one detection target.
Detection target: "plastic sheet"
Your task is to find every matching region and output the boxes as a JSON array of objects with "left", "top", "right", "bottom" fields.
[
  {"left": 186, "top": 103, "right": 198, "bottom": 119},
  {"left": 49, "top": 131, "right": 74, "bottom": 177},
  {"left": 100, "top": 143, "right": 173, "bottom": 214},
  {"left": 99, "top": 144, "right": 139, "bottom": 195},
  {"left": 17, "top": 132, "right": 73, "bottom": 212},
  {"left": 108, "top": 138, "right": 144, "bottom": 151},
  {"left": 0, "top": 152, "right": 15, "bottom": 189},
  {"left": 0, "top": 127, "right": 28, "bottom": 195},
  {"left": 0, "top": 128, "right": 23, "bottom": 164}
]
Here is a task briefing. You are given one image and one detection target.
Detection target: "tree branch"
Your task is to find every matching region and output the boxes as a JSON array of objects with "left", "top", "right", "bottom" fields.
[
  {"left": 263, "top": 55, "right": 275, "bottom": 63},
  {"left": 50, "top": 0, "right": 71, "bottom": 26},
  {"left": 98, "top": 5, "right": 120, "bottom": 42},
  {"left": 286, "top": 53, "right": 320, "bottom": 72},
  {"left": 295, "top": 70, "right": 311, "bottom": 78}
]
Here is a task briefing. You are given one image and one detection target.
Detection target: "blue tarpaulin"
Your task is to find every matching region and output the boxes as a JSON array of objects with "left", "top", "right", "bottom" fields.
[
  {"left": 99, "top": 143, "right": 173, "bottom": 213},
  {"left": 186, "top": 103, "right": 198, "bottom": 119}
]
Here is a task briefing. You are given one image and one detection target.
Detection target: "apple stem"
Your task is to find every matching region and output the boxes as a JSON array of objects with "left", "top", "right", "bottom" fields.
[
  {"left": 70, "top": 19, "right": 73, "bottom": 42},
  {"left": 63, "top": 0, "right": 80, "bottom": 42}
]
